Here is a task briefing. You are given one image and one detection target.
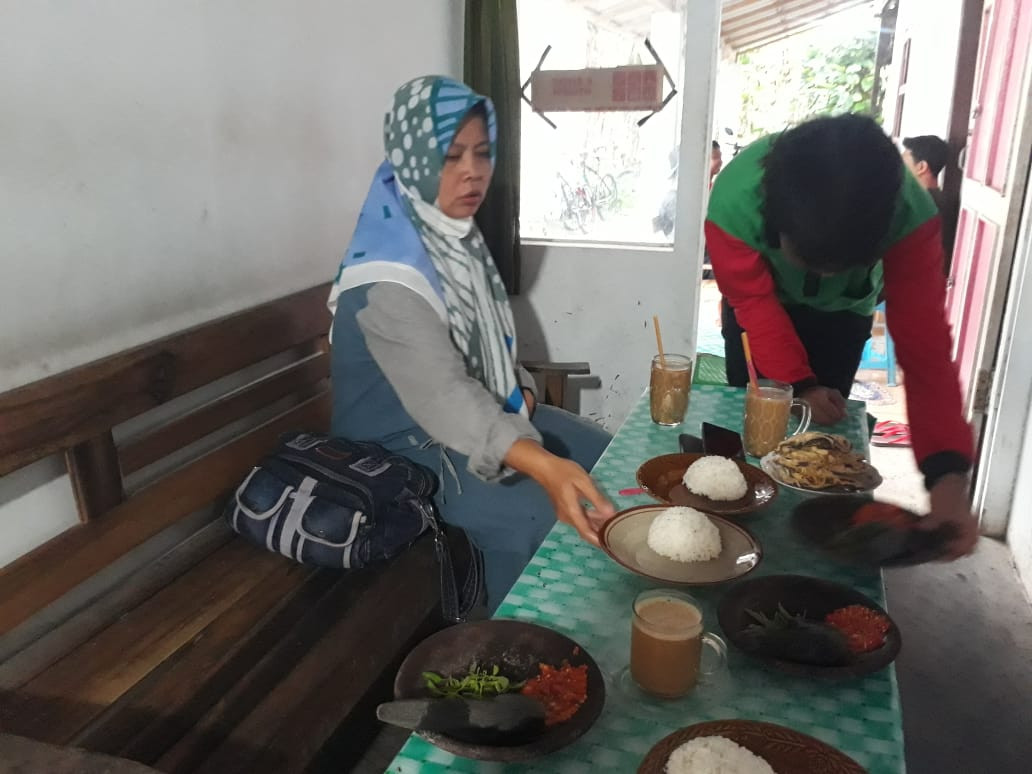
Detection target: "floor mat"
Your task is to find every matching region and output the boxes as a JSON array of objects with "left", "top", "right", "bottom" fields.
[{"left": 693, "top": 353, "right": 728, "bottom": 386}]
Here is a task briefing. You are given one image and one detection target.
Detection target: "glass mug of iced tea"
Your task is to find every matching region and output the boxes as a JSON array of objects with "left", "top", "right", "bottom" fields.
[
  {"left": 742, "top": 379, "right": 812, "bottom": 458},
  {"left": 629, "top": 589, "right": 727, "bottom": 699},
  {"left": 650, "top": 354, "right": 693, "bottom": 426}
]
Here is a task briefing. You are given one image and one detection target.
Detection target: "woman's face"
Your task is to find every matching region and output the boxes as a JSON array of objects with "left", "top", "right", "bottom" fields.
[{"left": 437, "top": 113, "right": 493, "bottom": 218}]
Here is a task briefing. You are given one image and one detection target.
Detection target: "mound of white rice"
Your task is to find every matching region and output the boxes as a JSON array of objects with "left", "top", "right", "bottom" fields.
[
  {"left": 682, "top": 456, "right": 748, "bottom": 501},
  {"left": 646, "top": 507, "right": 722, "bottom": 563},
  {"left": 665, "top": 736, "right": 775, "bottom": 774}
]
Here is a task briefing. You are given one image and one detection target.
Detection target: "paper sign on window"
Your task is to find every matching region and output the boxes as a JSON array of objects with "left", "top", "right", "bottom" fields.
[{"left": 530, "top": 65, "right": 665, "bottom": 112}]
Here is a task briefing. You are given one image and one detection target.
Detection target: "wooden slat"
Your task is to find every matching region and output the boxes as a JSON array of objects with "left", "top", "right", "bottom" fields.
[
  {"left": 65, "top": 432, "right": 125, "bottom": 522},
  {"left": 0, "top": 521, "right": 231, "bottom": 689},
  {"left": 521, "top": 361, "right": 591, "bottom": 375},
  {"left": 543, "top": 374, "right": 567, "bottom": 408},
  {"left": 0, "top": 539, "right": 281, "bottom": 744},
  {"left": 75, "top": 565, "right": 336, "bottom": 761},
  {"left": 119, "top": 353, "right": 329, "bottom": 476},
  {"left": 150, "top": 573, "right": 384, "bottom": 773},
  {"left": 0, "top": 283, "right": 331, "bottom": 476},
  {"left": 157, "top": 538, "right": 445, "bottom": 774},
  {"left": 0, "top": 392, "right": 330, "bottom": 637}
]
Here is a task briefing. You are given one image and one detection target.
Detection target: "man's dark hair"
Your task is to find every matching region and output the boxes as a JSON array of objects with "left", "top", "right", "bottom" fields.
[
  {"left": 763, "top": 114, "right": 902, "bottom": 274},
  {"left": 712, "top": 140, "right": 721, "bottom": 150},
  {"left": 902, "top": 135, "right": 948, "bottom": 177}
]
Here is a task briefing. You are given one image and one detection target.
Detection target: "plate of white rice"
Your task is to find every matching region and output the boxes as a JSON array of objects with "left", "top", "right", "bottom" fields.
[
  {"left": 600, "top": 505, "right": 762, "bottom": 585},
  {"left": 637, "top": 453, "right": 778, "bottom": 516},
  {"left": 637, "top": 719, "right": 865, "bottom": 774}
]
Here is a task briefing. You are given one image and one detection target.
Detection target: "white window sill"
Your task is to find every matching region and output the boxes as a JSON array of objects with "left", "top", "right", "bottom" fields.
[{"left": 520, "top": 238, "right": 675, "bottom": 252}]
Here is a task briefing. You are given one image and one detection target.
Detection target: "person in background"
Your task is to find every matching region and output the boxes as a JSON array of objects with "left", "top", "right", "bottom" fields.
[
  {"left": 328, "top": 76, "right": 614, "bottom": 611},
  {"left": 705, "top": 113, "right": 977, "bottom": 558},
  {"left": 655, "top": 140, "right": 724, "bottom": 239},
  {"left": 710, "top": 139, "right": 723, "bottom": 186},
  {"left": 901, "top": 135, "right": 947, "bottom": 206},
  {"left": 902, "top": 134, "right": 957, "bottom": 268}
]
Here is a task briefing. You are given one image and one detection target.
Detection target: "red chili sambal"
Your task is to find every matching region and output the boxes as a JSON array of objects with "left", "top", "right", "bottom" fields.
[
  {"left": 520, "top": 660, "right": 588, "bottom": 726},
  {"left": 825, "top": 605, "right": 891, "bottom": 653}
]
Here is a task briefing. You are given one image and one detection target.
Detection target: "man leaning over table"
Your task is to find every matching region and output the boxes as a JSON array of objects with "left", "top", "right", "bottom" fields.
[{"left": 704, "top": 114, "right": 978, "bottom": 559}]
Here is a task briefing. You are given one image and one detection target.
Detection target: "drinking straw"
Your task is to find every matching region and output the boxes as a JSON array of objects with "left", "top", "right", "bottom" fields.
[
  {"left": 652, "top": 316, "right": 667, "bottom": 368},
  {"left": 741, "top": 331, "right": 759, "bottom": 389}
]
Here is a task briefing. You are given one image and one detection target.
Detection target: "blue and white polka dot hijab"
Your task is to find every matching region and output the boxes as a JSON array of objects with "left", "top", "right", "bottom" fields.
[{"left": 336, "top": 76, "right": 526, "bottom": 417}]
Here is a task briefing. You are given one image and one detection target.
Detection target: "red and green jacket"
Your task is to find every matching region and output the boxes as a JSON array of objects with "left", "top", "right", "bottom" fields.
[{"left": 705, "top": 135, "right": 973, "bottom": 481}]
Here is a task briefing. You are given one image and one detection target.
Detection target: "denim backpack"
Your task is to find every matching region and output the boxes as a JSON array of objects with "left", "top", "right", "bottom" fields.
[{"left": 225, "top": 432, "right": 481, "bottom": 621}]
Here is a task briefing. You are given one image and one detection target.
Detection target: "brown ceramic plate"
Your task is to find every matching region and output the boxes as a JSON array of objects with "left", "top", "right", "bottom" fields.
[
  {"left": 717, "top": 574, "right": 901, "bottom": 679},
  {"left": 393, "top": 619, "right": 605, "bottom": 762},
  {"left": 637, "top": 719, "right": 865, "bottom": 774},
  {"left": 636, "top": 453, "right": 779, "bottom": 516},
  {"left": 793, "top": 495, "right": 955, "bottom": 567},
  {"left": 600, "top": 505, "right": 762, "bottom": 585}
]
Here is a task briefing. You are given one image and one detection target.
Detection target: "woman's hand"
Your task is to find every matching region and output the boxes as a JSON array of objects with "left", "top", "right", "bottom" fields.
[
  {"left": 922, "top": 472, "right": 979, "bottom": 559},
  {"left": 799, "top": 385, "right": 847, "bottom": 425},
  {"left": 505, "top": 439, "right": 615, "bottom": 546}
]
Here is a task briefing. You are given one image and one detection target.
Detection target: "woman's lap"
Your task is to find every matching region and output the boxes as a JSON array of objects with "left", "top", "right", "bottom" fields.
[{"left": 398, "top": 405, "right": 612, "bottom": 610}]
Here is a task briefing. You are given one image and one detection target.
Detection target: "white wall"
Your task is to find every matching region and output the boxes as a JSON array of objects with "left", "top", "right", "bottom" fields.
[
  {"left": 513, "top": 0, "right": 719, "bottom": 429},
  {"left": 1, "top": 0, "right": 462, "bottom": 391},
  {"left": 0, "top": 0, "right": 462, "bottom": 566},
  {"left": 1007, "top": 409, "right": 1032, "bottom": 597},
  {"left": 993, "top": 149, "right": 1032, "bottom": 596},
  {"left": 883, "top": 0, "right": 965, "bottom": 140}
]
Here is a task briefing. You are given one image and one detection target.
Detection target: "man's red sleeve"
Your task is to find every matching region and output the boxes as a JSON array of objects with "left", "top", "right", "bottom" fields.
[
  {"left": 882, "top": 217, "right": 975, "bottom": 467},
  {"left": 705, "top": 220, "right": 815, "bottom": 385}
]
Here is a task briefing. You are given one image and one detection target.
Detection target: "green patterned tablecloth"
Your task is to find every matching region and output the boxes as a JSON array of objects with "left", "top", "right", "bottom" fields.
[{"left": 388, "top": 385, "right": 904, "bottom": 773}]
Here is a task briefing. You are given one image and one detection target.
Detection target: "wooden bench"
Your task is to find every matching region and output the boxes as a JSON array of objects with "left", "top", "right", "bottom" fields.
[
  {"left": 521, "top": 361, "right": 591, "bottom": 410},
  {"left": 0, "top": 283, "right": 471, "bottom": 773}
]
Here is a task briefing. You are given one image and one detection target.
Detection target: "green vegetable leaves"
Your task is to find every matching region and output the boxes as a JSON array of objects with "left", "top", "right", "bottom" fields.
[
  {"left": 745, "top": 603, "right": 807, "bottom": 630},
  {"left": 422, "top": 664, "right": 523, "bottom": 699}
]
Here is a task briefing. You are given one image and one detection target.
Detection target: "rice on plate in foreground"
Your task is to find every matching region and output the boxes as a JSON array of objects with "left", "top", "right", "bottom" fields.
[
  {"left": 665, "top": 735, "right": 775, "bottom": 774},
  {"left": 682, "top": 456, "right": 748, "bottom": 501},
  {"left": 647, "top": 507, "right": 722, "bottom": 562}
]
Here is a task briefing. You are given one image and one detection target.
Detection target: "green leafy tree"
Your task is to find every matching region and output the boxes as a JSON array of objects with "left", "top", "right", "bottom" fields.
[{"left": 734, "top": 32, "right": 880, "bottom": 142}]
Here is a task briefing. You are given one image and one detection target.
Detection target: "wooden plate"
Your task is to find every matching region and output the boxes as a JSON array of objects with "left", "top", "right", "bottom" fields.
[
  {"left": 393, "top": 619, "right": 605, "bottom": 762},
  {"left": 600, "top": 505, "right": 762, "bottom": 586},
  {"left": 717, "top": 573, "right": 902, "bottom": 679},
  {"left": 636, "top": 453, "right": 779, "bottom": 516},
  {"left": 637, "top": 719, "right": 865, "bottom": 773}
]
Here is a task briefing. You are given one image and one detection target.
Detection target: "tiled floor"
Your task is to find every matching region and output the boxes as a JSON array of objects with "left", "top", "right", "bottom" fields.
[
  {"left": 853, "top": 370, "right": 930, "bottom": 513},
  {"left": 885, "top": 537, "right": 1032, "bottom": 774}
]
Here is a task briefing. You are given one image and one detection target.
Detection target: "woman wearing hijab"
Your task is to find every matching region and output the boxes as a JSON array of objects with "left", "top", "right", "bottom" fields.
[{"left": 328, "top": 76, "right": 614, "bottom": 611}]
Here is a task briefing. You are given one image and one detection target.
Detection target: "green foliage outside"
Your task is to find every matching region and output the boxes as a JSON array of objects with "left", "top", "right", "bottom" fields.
[{"left": 735, "top": 32, "right": 881, "bottom": 142}]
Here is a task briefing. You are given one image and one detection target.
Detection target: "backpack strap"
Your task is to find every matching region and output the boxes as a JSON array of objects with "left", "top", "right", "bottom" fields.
[{"left": 424, "top": 501, "right": 483, "bottom": 622}]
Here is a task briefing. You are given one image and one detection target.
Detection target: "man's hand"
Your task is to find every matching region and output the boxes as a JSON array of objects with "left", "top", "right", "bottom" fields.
[
  {"left": 922, "top": 472, "right": 979, "bottom": 559},
  {"left": 505, "top": 439, "right": 615, "bottom": 546},
  {"left": 799, "top": 385, "right": 847, "bottom": 425}
]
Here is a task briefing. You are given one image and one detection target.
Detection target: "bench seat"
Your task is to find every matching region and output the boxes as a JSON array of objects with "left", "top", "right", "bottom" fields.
[{"left": 0, "top": 284, "right": 466, "bottom": 772}]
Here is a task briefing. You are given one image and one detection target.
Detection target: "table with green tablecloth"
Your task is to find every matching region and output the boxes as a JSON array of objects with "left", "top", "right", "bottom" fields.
[{"left": 388, "top": 385, "right": 904, "bottom": 773}]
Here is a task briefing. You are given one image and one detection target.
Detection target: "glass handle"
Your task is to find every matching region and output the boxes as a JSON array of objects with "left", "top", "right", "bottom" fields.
[
  {"left": 789, "top": 398, "right": 812, "bottom": 437},
  {"left": 700, "top": 631, "right": 728, "bottom": 676}
]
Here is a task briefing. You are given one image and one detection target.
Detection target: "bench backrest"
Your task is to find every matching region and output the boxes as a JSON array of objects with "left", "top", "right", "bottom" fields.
[{"left": 0, "top": 284, "right": 333, "bottom": 636}]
